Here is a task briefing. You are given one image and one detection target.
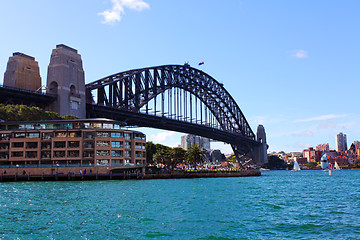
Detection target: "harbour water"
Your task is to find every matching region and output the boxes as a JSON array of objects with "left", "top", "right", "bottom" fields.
[{"left": 1, "top": 170, "right": 360, "bottom": 239}]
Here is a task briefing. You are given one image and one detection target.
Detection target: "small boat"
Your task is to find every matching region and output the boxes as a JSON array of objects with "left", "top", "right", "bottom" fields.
[
  {"left": 334, "top": 161, "right": 341, "bottom": 170},
  {"left": 260, "top": 168, "right": 270, "bottom": 172},
  {"left": 320, "top": 154, "right": 329, "bottom": 170},
  {"left": 293, "top": 160, "right": 301, "bottom": 171}
]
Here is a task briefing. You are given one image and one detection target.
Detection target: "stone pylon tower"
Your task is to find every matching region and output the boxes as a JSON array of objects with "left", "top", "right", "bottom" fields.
[
  {"left": 3, "top": 52, "right": 42, "bottom": 91},
  {"left": 46, "top": 44, "right": 86, "bottom": 118},
  {"left": 255, "top": 125, "right": 268, "bottom": 166}
]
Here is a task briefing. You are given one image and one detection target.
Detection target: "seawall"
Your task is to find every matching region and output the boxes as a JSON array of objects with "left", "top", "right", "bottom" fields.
[{"left": 0, "top": 167, "right": 260, "bottom": 182}]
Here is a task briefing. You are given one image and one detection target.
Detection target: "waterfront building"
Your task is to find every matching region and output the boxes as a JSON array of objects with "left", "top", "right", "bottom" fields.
[
  {"left": 354, "top": 141, "right": 360, "bottom": 158},
  {"left": 0, "top": 119, "right": 146, "bottom": 171},
  {"left": 180, "top": 134, "right": 210, "bottom": 150},
  {"left": 316, "top": 143, "right": 330, "bottom": 152},
  {"left": 210, "top": 149, "right": 226, "bottom": 163},
  {"left": 336, "top": 132, "right": 347, "bottom": 152}
]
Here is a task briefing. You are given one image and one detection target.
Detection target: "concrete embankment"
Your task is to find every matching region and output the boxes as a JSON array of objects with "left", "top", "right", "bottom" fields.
[
  {"left": 0, "top": 168, "right": 261, "bottom": 182},
  {"left": 143, "top": 169, "right": 261, "bottom": 179}
]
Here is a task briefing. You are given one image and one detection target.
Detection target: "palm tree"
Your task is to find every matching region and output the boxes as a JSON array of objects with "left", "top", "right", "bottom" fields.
[{"left": 185, "top": 145, "right": 206, "bottom": 170}]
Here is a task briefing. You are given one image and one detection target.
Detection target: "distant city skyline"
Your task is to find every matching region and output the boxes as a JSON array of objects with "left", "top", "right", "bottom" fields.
[{"left": 1, "top": 1, "right": 359, "bottom": 154}]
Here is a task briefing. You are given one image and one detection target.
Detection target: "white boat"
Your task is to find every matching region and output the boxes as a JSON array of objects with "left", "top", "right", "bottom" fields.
[
  {"left": 260, "top": 168, "right": 270, "bottom": 172},
  {"left": 293, "top": 160, "right": 301, "bottom": 171},
  {"left": 334, "top": 161, "right": 341, "bottom": 170},
  {"left": 320, "top": 154, "right": 329, "bottom": 170}
]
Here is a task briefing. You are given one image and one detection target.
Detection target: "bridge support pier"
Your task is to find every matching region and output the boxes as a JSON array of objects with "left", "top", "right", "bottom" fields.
[{"left": 254, "top": 125, "right": 268, "bottom": 166}]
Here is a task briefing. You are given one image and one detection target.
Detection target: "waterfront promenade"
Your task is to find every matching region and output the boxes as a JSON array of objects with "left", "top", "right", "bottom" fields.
[{"left": 0, "top": 167, "right": 260, "bottom": 182}]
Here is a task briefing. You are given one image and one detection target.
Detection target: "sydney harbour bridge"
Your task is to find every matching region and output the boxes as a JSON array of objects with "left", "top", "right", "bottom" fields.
[{"left": 1, "top": 45, "right": 267, "bottom": 165}]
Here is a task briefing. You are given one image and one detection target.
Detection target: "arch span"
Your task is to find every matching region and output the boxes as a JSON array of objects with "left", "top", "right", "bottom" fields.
[{"left": 86, "top": 64, "right": 263, "bottom": 163}]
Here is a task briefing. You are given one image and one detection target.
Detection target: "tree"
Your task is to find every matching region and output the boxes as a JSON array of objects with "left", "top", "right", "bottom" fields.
[
  {"left": 353, "top": 158, "right": 360, "bottom": 168},
  {"left": 172, "top": 147, "right": 186, "bottom": 162},
  {"left": 0, "top": 104, "right": 78, "bottom": 121},
  {"left": 185, "top": 145, "right": 206, "bottom": 169},
  {"left": 146, "top": 142, "right": 157, "bottom": 165},
  {"left": 153, "top": 148, "right": 172, "bottom": 167},
  {"left": 263, "top": 155, "right": 287, "bottom": 170}
]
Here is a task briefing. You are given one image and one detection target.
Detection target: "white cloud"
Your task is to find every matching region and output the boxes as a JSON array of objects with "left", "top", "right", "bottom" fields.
[
  {"left": 99, "top": 0, "right": 150, "bottom": 25},
  {"left": 294, "top": 142, "right": 312, "bottom": 149},
  {"left": 294, "top": 114, "right": 348, "bottom": 123},
  {"left": 290, "top": 49, "right": 308, "bottom": 59},
  {"left": 149, "top": 131, "right": 176, "bottom": 143}
]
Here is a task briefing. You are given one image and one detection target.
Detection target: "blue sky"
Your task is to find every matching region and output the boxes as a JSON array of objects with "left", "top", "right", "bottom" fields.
[{"left": 1, "top": 0, "right": 359, "bottom": 154}]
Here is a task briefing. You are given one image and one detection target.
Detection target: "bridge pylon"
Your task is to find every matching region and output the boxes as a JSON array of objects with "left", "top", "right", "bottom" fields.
[
  {"left": 46, "top": 44, "right": 86, "bottom": 118},
  {"left": 254, "top": 125, "right": 268, "bottom": 166}
]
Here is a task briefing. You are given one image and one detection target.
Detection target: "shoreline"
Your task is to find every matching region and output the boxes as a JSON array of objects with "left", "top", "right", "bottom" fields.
[{"left": 0, "top": 167, "right": 261, "bottom": 182}]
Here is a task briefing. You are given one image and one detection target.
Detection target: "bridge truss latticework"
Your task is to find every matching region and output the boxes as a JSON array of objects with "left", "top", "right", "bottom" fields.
[{"left": 86, "top": 64, "right": 258, "bottom": 161}]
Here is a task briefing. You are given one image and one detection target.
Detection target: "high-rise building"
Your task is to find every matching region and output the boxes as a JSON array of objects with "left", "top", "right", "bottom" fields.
[
  {"left": 335, "top": 132, "right": 347, "bottom": 152},
  {"left": 180, "top": 134, "right": 210, "bottom": 150},
  {"left": 316, "top": 143, "right": 329, "bottom": 152}
]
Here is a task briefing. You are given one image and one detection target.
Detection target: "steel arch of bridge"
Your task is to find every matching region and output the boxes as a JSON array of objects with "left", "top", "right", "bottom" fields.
[{"left": 86, "top": 64, "right": 260, "bottom": 160}]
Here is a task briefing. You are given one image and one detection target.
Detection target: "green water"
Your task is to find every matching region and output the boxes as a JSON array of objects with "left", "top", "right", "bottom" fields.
[{"left": 1, "top": 170, "right": 360, "bottom": 239}]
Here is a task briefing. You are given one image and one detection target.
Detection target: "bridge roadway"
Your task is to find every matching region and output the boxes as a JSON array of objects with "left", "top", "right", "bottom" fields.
[
  {"left": 0, "top": 85, "right": 56, "bottom": 108},
  {"left": 87, "top": 103, "right": 260, "bottom": 149}
]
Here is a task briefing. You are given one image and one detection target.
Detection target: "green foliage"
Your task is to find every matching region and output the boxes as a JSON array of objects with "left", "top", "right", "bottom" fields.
[
  {"left": 263, "top": 155, "right": 287, "bottom": 170},
  {"left": 173, "top": 147, "right": 186, "bottom": 163},
  {"left": 304, "top": 162, "right": 318, "bottom": 169},
  {"left": 145, "top": 142, "right": 157, "bottom": 165},
  {"left": 353, "top": 158, "right": 360, "bottom": 168},
  {"left": 185, "top": 145, "right": 206, "bottom": 169},
  {"left": 0, "top": 104, "right": 78, "bottom": 121}
]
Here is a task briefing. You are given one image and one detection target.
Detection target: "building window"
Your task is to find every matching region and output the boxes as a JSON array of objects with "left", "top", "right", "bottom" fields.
[
  {"left": 28, "top": 133, "right": 40, "bottom": 138},
  {"left": 41, "top": 152, "right": 51, "bottom": 159},
  {"left": 96, "top": 132, "right": 110, "bottom": 138},
  {"left": 68, "top": 150, "right": 80, "bottom": 158},
  {"left": 26, "top": 142, "right": 38, "bottom": 149},
  {"left": 96, "top": 159, "right": 109, "bottom": 166},
  {"left": 55, "top": 132, "right": 67, "bottom": 138},
  {"left": 68, "top": 141, "right": 80, "bottom": 148},
  {"left": 25, "top": 151, "right": 37, "bottom": 158},
  {"left": 69, "top": 132, "right": 81, "bottom": 138},
  {"left": 91, "top": 123, "right": 102, "bottom": 129},
  {"left": 134, "top": 134, "right": 145, "bottom": 140},
  {"left": 125, "top": 142, "right": 131, "bottom": 149},
  {"left": 111, "top": 132, "right": 122, "bottom": 138},
  {"left": 12, "top": 142, "right": 24, "bottom": 148},
  {"left": 42, "top": 133, "right": 53, "bottom": 140},
  {"left": 41, "top": 142, "right": 51, "bottom": 149},
  {"left": 11, "top": 151, "right": 23, "bottom": 157},
  {"left": 0, "top": 152, "right": 9, "bottom": 159},
  {"left": 111, "top": 150, "right": 123, "bottom": 157},
  {"left": 124, "top": 133, "right": 131, "bottom": 140},
  {"left": 83, "top": 151, "right": 94, "bottom": 158},
  {"left": 135, "top": 143, "right": 142, "bottom": 149},
  {"left": 0, "top": 143, "right": 9, "bottom": 150},
  {"left": 83, "top": 142, "right": 94, "bottom": 149},
  {"left": 83, "top": 132, "right": 95, "bottom": 139},
  {"left": 96, "top": 150, "right": 110, "bottom": 156},
  {"left": 14, "top": 133, "right": 25, "bottom": 138},
  {"left": 96, "top": 141, "right": 110, "bottom": 147},
  {"left": 125, "top": 151, "right": 131, "bottom": 158},
  {"left": 54, "top": 141, "right": 66, "bottom": 148},
  {"left": 0, "top": 134, "right": 10, "bottom": 140},
  {"left": 53, "top": 151, "right": 65, "bottom": 158},
  {"left": 102, "top": 123, "right": 113, "bottom": 129},
  {"left": 111, "top": 141, "right": 123, "bottom": 148}
]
